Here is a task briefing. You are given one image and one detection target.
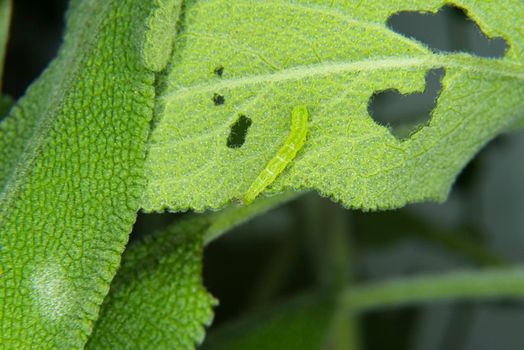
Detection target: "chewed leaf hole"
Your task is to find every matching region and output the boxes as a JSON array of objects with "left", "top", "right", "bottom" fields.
[
  {"left": 387, "top": 5, "right": 508, "bottom": 58},
  {"left": 213, "top": 93, "right": 225, "bottom": 106},
  {"left": 368, "top": 68, "right": 445, "bottom": 140},
  {"left": 214, "top": 66, "right": 224, "bottom": 77},
  {"left": 227, "top": 114, "right": 252, "bottom": 149}
]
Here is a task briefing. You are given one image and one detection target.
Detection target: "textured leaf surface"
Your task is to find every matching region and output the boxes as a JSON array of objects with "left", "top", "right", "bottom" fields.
[
  {"left": 0, "top": 0, "right": 172, "bottom": 347},
  {"left": 143, "top": 0, "right": 524, "bottom": 212},
  {"left": 89, "top": 190, "right": 296, "bottom": 348},
  {"left": 87, "top": 219, "right": 216, "bottom": 350}
]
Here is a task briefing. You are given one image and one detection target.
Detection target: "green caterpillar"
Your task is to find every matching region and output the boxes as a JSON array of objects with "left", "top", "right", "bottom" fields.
[{"left": 241, "top": 106, "right": 308, "bottom": 205}]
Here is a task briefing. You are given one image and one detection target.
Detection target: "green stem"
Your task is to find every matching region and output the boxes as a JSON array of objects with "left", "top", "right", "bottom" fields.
[
  {"left": 342, "top": 268, "right": 524, "bottom": 313},
  {"left": 204, "top": 191, "right": 301, "bottom": 244},
  {"left": 420, "top": 225, "right": 508, "bottom": 267},
  {"left": 302, "top": 194, "right": 361, "bottom": 350},
  {"left": 354, "top": 211, "right": 506, "bottom": 267},
  {"left": 0, "top": 0, "right": 11, "bottom": 91}
]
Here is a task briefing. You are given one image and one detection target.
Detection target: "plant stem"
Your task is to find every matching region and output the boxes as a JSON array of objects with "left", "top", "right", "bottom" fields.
[
  {"left": 302, "top": 194, "right": 361, "bottom": 350},
  {"left": 204, "top": 191, "right": 301, "bottom": 244},
  {"left": 354, "top": 211, "right": 507, "bottom": 267},
  {"left": 342, "top": 268, "right": 524, "bottom": 313},
  {"left": 0, "top": 0, "right": 12, "bottom": 90}
]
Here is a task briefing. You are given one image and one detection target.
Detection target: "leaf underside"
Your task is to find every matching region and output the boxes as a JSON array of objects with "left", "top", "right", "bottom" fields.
[{"left": 142, "top": 0, "right": 524, "bottom": 212}]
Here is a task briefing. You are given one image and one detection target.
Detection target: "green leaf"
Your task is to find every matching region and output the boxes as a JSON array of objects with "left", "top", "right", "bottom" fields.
[
  {"left": 88, "top": 190, "right": 296, "bottom": 348},
  {"left": 142, "top": 0, "right": 184, "bottom": 72},
  {"left": 143, "top": 0, "right": 524, "bottom": 212},
  {"left": 87, "top": 218, "right": 216, "bottom": 350},
  {"left": 202, "top": 293, "right": 335, "bottom": 350},
  {"left": 0, "top": 0, "right": 176, "bottom": 347}
]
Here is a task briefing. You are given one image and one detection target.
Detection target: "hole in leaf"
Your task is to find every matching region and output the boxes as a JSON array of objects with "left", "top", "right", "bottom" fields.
[
  {"left": 214, "top": 66, "right": 224, "bottom": 77},
  {"left": 387, "top": 5, "right": 508, "bottom": 58},
  {"left": 368, "top": 68, "right": 445, "bottom": 140},
  {"left": 227, "top": 114, "right": 252, "bottom": 149},
  {"left": 213, "top": 93, "right": 225, "bottom": 106}
]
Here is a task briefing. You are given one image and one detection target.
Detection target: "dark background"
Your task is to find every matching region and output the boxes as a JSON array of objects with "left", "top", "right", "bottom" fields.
[{"left": 4, "top": 2, "right": 524, "bottom": 349}]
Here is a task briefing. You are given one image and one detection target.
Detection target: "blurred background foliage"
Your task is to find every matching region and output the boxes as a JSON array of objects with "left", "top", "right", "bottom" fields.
[{"left": 3, "top": 1, "right": 524, "bottom": 349}]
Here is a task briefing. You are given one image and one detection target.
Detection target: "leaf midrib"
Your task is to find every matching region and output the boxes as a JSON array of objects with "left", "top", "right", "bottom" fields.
[{"left": 161, "top": 55, "right": 524, "bottom": 102}]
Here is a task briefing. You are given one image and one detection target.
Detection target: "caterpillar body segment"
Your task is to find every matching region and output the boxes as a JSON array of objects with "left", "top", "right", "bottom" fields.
[{"left": 241, "top": 106, "right": 308, "bottom": 205}]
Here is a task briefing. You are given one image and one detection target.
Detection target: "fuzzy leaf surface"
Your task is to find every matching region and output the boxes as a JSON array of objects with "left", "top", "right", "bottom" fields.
[
  {"left": 87, "top": 219, "right": 216, "bottom": 350},
  {"left": 143, "top": 0, "right": 524, "bottom": 212},
  {"left": 0, "top": 0, "right": 176, "bottom": 347}
]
